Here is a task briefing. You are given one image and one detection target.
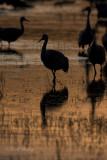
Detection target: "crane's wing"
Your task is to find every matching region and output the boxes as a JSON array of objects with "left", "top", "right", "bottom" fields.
[
  {"left": 46, "top": 49, "right": 66, "bottom": 62},
  {"left": 78, "top": 29, "right": 86, "bottom": 45},
  {"left": 78, "top": 29, "right": 94, "bottom": 46},
  {"left": 46, "top": 49, "right": 68, "bottom": 71},
  {"left": 0, "top": 28, "right": 21, "bottom": 40}
]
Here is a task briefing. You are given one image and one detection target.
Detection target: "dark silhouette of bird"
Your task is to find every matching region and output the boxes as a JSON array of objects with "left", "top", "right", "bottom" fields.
[
  {"left": 95, "top": 0, "right": 107, "bottom": 12},
  {"left": 95, "top": 0, "right": 107, "bottom": 19},
  {"left": 98, "top": 8, "right": 107, "bottom": 19},
  {"left": 0, "top": 28, "right": 3, "bottom": 46},
  {"left": 78, "top": 7, "right": 94, "bottom": 52},
  {"left": 102, "top": 25, "right": 107, "bottom": 51},
  {"left": 88, "top": 25, "right": 106, "bottom": 78},
  {"left": 0, "top": 17, "right": 29, "bottom": 48},
  {"left": 38, "top": 34, "right": 69, "bottom": 82},
  {"left": 97, "top": 20, "right": 107, "bottom": 51},
  {"left": 0, "top": 0, "right": 4, "bottom": 4}
]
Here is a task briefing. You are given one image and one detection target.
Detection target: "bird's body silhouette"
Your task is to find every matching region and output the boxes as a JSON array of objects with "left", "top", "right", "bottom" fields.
[
  {"left": 78, "top": 7, "right": 94, "bottom": 51},
  {"left": 102, "top": 25, "right": 107, "bottom": 51},
  {"left": 0, "top": 17, "right": 29, "bottom": 48},
  {"left": 95, "top": 0, "right": 107, "bottom": 18},
  {"left": 88, "top": 29, "right": 106, "bottom": 77},
  {"left": 0, "top": 0, "right": 4, "bottom": 4},
  {"left": 39, "top": 34, "right": 69, "bottom": 81},
  {"left": 0, "top": 28, "right": 2, "bottom": 45},
  {"left": 95, "top": 0, "right": 107, "bottom": 12},
  {"left": 98, "top": 8, "right": 107, "bottom": 19}
]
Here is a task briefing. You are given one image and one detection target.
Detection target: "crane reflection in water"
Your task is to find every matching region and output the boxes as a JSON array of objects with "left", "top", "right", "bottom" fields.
[
  {"left": 87, "top": 78, "right": 105, "bottom": 123},
  {"left": 40, "top": 82, "right": 68, "bottom": 127},
  {"left": 0, "top": 48, "right": 24, "bottom": 68}
]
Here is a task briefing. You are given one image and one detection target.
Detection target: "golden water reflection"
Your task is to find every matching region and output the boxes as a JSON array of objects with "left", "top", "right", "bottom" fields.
[{"left": 0, "top": 0, "right": 107, "bottom": 160}]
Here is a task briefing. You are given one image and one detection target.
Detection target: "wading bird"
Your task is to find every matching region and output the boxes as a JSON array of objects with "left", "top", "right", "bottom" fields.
[
  {"left": 102, "top": 25, "right": 107, "bottom": 51},
  {"left": 38, "top": 34, "right": 69, "bottom": 83},
  {"left": 88, "top": 25, "right": 106, "bottom": 78},
  {"left": 95, "top": 0, "right": 107, "bottom": 19},
  {"left": 0, "top": 17, "right": 29, "bottom": 48},
  {"left": 78, "top": 7, "right": 94, "bottom": 52},
  {"left": 95, "top": 0, "right": 107, "bottom": 12},
  {"left": 0, "top": 28, "right": 2, "bottom": 46}
]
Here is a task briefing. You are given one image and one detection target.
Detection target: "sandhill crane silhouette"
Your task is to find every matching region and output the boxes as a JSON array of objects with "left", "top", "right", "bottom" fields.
[
  {"left": 0, "top": 17, "right": 29, "bottom": 48},
  {"left": 0, "top": 28, "right": 2, "bottom": 46},
  {"left": 88, "top": 24, "right": 106, "bottom": 78},
  {"left": 95, "top": 0, "right": 107, "bottom": 19},
  {"left": 98, "top": 8, "right": 107, "bottom": 19},
  {"left": 102, "top": 23, "right": 107, "bottom": 51},
  {"left": 0, "top": 0, "right": 4, "bottom": 4},
  {"left": 95, "top": 0, "right": 107, "bottom": 12},
  {"left": 78, "top": 7, "right": 94, "bottom": 52},
  {"left": 38, "top": 34, "right": 69, "bottom": 83}
]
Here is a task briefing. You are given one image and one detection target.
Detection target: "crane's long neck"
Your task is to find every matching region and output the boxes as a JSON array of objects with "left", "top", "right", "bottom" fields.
[
  {"left": 86, "top": 11, "right": 91, "bottom": 30},
  {"left": 20, "top": 20, "right": 24, "bottom": 34},
  {"left": 41, "top": 39, "right": 48, "bottom": 56}
]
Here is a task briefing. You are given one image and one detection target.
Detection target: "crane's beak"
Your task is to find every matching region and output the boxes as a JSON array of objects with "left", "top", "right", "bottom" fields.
[
  {"left": 25, "top": 18, "right": 30, "bottom": 22},
  {"left": 38, "top": 38, "right": 43, "bottom": 43}
]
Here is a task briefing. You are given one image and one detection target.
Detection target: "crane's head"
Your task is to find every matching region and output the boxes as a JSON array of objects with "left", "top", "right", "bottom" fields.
[
  {"left": 20, "top": 17, "right": 29, "bottom": 22},
  {"left": 38, "top": 34, "right": 48, "bottom": 42},
  {"left": 82, "top": 7, "right": 91, "bottom": 13}
]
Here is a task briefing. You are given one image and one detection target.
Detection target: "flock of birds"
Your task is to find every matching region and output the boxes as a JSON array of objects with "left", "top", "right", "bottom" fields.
[
  {"left": 78, "top": 1, "right": 107, "bottom": 79},
  {"left": 0, "top": 0, "right": 107, "bottom": 82}
]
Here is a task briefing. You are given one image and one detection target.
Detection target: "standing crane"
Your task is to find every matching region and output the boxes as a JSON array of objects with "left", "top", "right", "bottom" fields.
[{"left": 38, "top": 34, "right": 69, "bottom": 83}]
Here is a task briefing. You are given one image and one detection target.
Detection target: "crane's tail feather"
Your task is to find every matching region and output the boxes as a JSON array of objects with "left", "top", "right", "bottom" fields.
[{"left": 63, "top": 57, "right": 69, "bottom": 72}]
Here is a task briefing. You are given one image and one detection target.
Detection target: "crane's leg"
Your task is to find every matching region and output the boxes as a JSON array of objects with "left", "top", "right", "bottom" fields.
[
  {"left": 52, "top": 79, "right": 56, "bottom": 91},
  {"left": 100, "top": 65, "right": 102, "bottom": 78},
  {"left": 78, "top": 46, "right": 81, "bottom": 56},
  {"left": 0, "top": 41, "right": 2, "bottom": 48},
  {"left": 82, "top": 45, "right": 85, "bottom": 53},
  {"left": 52, "top": 70, "right": 56, "bottom": 87},
  {"left": 93, "top": 64, "right": 96, "bottom": 80},
  {"left": 79, "top": 46, "right": 81, "bottom": 52}
]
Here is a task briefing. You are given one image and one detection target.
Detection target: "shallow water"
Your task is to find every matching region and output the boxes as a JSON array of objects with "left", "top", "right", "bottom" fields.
[{"left": 0, "top": 1, "right": 107, "bottom": 160}]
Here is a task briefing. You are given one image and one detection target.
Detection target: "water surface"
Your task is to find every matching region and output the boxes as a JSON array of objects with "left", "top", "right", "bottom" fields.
[{"left": 0, "top": 1, "right": 107, "bottom": 160}]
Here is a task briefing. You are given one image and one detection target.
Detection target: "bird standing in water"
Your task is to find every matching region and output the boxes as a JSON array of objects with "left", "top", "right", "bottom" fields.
[
  {"left": 38, "top": 34, "right": 69, "bottom": 83},
  {"left": 78, "top": 7, "right": 94, "bottom": 52},
  {"left": 0, "top": 17, "right": 29, "bottom": 48},
  {"left": 95, "top": 0, "right": 107, "bottom": 19},
  {"left": 88, "top": 24, "right": 106, "bottom": 78},
  {"left": 102, "top": 24, "right": 107, "bottom": 51}
]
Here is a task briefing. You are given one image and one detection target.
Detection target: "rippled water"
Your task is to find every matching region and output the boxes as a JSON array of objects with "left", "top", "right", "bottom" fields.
[{"left": 0, "top": 1, "right": 107, "bottom": 160}]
